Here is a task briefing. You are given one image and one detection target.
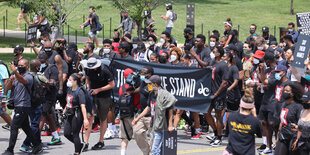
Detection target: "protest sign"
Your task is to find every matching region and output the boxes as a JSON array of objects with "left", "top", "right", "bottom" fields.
[
  {"left": 27, "top": 25, "right": 37, "bottom": 42},
  {"left": 296, "top": 12, "right": 310, "bottom": 35}
]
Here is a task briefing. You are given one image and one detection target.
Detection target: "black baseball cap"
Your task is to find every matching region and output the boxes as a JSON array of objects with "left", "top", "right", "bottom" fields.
[
  {"left": 262, "top": 26, "right": 269, "bottom": 32},
  {"left": 14, "top": 45, "right": 24, "bottom": 52},
  {"left": 301, "top": 91, "right": 310, "bottom": 102},
  {"left": 225, "top": 44, "right": 237, "bottom": 52},
  {"left": 145, "top": 75, "right": 161, "bottom": 85},
  {"left": 117, "top": 42, "right": 130, "bottom": 49},
  {"left": 184, "top": 27, "right": 194, "bottom": 35}
]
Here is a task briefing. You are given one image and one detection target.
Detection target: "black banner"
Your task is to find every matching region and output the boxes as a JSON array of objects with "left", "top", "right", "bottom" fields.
[
  {"left": 292, "top": 35, "right": 310, "bottom": 68},
  {"left": 110, "top": 59, "right": 212, "bottom": 113},
  {"left": 27, "top": 25, "right": 37, "bottom": 43},
  {"left": 296, "top": 12, "right": 310, "bottom": 35}
]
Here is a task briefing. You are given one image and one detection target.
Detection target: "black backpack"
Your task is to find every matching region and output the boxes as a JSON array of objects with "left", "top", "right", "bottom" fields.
[
  {"left": 29, "top": 73, "right": 47, "bottom": 107},
  {"left": 73, "top": 86, "right": 93, "bottom": 114},
  {"left": 118, "top": 85, "right": 135, "bottom": 119}
]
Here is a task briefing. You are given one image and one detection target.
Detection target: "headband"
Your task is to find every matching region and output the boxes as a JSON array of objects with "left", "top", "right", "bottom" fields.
[
  {"left": 240, "top": 99, "right": 254, "bottom": 109},
  {"left": 224, "top": 22, "right": 232, "bottom": 27},
  {"left": 71, "top": 74, "right": 80, "bottom": 84}
]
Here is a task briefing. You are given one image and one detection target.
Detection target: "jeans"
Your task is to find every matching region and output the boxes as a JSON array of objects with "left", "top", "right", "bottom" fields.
[
  {"left": 165, "top": 27, "right": 172, "bottom": 34},
  {"left": 23, "top": 105, "right": 42, "bottom": 146},
  {"left": 8, "top": 107, "right": 38, "bottom": 152},
  {"left": 152, "top": 131, "right": 163, "bottom": 155}
]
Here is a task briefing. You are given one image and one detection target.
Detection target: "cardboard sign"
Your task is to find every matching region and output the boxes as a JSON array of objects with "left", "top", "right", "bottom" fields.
[
  {"left": 162, "top": 130, "right": 177, "bottom": 155},
  {"left": 292, "top": 34, "right": 310, "bottom": 77},
  {"left": 27, "top": 25, "right": 38, "bottom": 42},
  {"left": 296, "top": 12, "right": 310, "bottom": 35}
]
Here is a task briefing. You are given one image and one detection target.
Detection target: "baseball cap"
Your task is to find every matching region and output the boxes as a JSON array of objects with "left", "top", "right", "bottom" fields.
[
  {"left": 274, "top": 65, "right": 287, "bottom": 72},
  {"left": 275, "top": 47, "right": 283, "bottom": 53},
  {"left": 225, "top": 44, "right": 237, "bottom": 52},
  {"left": 124, "top": 68, "right": 134, "bottom": 79},
  {"left": 14, "top": 45, "right": 24, "bottom": 52},
  {"left": 301, "top": 91, "right": 310, "bottom": 102},
  {"left": 165, "top": 3, "right": 172, "bottom": 7},
  {"left": 145, "top": 75, "right": 161, "bottom": 85},
  {"left": 262, "top": 26, "right": 269, "bottom": 33},
  {"left": 117, "top": 42, "right": 130, "bottom": 49},
  {"left": 184, "top": 27, "right": 194, "bottom": 35},
  {"left": 137, "top": 42, "right": 146, "bottom": 52},
  {"left": 132, "top": 37, "right": 141, "bottom": 44},
  {"left": 253, "top": 50, "right": 265, "bottom": 59}
]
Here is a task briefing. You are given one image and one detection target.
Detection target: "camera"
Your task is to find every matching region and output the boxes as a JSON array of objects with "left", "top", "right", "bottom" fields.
[{"left": 125, "top": 72, "right": 141, "bottom": 89}]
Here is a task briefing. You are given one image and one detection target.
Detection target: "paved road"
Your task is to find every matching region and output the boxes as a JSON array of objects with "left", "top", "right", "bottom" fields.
[{"left": 0, "top": 123, "right": 265, "bottom": 155}]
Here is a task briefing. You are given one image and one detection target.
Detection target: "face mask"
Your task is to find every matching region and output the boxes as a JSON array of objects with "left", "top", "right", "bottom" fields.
[
  {"left": 210, "top": 42, "right": 216, "bottom": 47},
  {"left": 302, "top": 103, "right": 310, "bottom": 109},
  {"left": 103, "top": 48, "right": 111, "bottom": 54},
  {"left": 283, "top": 92, "right": 292, "bottom": 100},
  {"left": 41, "top": 40, "right": 45, "bottom": 45},
  {"left": 253, "top": 58, "right": 260, "bottom": 65},
  {"left": 275, "top": 54, "right": 280, "bottom": 59},
  {"left": 283, "top": 42, "right": 287, "bottom": 47},
  {"left": 160, "top": 38, "right": 165, "bottom": 44},
  {"left": 17, "top": 66, "right": 26, "bottom": 74},
  {"left": 66, "top": 80, "right": 73, "bottom": 88},
  {"left": 45, "top": 48, "right": 52, "bottom": 56},
  {"left": 40, "top": 63, "right": 47, "bottom": 71},
  {"left": 148, "top": 41, "right": 155, "bottom": 46},
  {"left": 257, "top": 46, "right": 264, "bottom": 50},
  {"left": 133, "top": 44, "right": 138, "bottom": 49},
  {"left": 305, "top": 74, "right": 310, "bottom": 81},
  {"left": 289, "top": 29, "right": 293, "bottom": 32},
  {"left": 14, "top": 51, "right": 18, "bottom": 56},
  {"left": 170, "top": 55, "right": 177, "bottom": 62},
  {"left": 184, "top": 35, "right": 189, "bottom": 39},
  {"left": 224, "top": 60, "right": 228, "bottom": 63},
  {"left": 250, "top": 29, "right": 255, "bottom": 34},
  {"left": 89, "top": 10, "right": 93, "bottom": 14},
  {"left": 83, "top": 49, "right": 90, "bottom": 54},
  {"left": 275, "top": 73, "right": 282, "bottom": 80},
  {"left": 210, "top": 52, "right": 215, "bottom": 60},
  {"left": 140, "top": 75, "right": 146, "bottom": 81},
  {"left": 113, "top": 38, "right": 120, "bottom": 42}
]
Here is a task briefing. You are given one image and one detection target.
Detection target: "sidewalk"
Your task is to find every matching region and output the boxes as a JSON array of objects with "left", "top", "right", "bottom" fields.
[{"left": 0, "top": 29, "right": 104, "bottom": 44}]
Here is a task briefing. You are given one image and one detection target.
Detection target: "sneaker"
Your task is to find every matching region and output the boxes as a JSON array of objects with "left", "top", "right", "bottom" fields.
[
  {"left": 210, "top": 138, "right": 222, "bottom": 146},
  {"left": 115, "top": 119, "right": 120, "bottom": 124},
  {"left": 19, "top": 144, "right": 32, "bottom": 153},
  {"left": 41, "top": 131, "right": 52, "bottom": 136},
  {"left": 42, "top": 143, "right": 49, "bottom": 150},
  {"left": 191, "top": 133, "right": 202, "bottom": 140},
  {"left": 80, "top": 143, "right": 87, "bottom": 153},
  {"left": 257, "top": 144, "right": 267, "bottom": 152},
  {"left": 47, "top": 138, "right": 62, "bottom": 145},
  {"left": 206, "top": 135, "right": 216, "bottom": 141},
  {"left": 259, "top": 147, "right": 272, "bottom": 155},
  {"left": 91, "top": 142, "right": 105, "bottom": 150},
  {"left": 2, "top": 124, "right": 10, "bottom": 131},
  {"left": 113, "top": 130, "right": 119, "bottom": 138},
  {"left": 32, "top": 143, "right": 43, "bottom": 154},
  {"left": 2, "top": 150, "right": 14, "bottom": 155},
  {"left": 92, "top": 125, "right": 99, "bottom": 133},
  {"left": 104, "top": 129, "right": 113, "bottom": 139},
  {"left": 56, "top": 127, "right": 61, "bottom": 134},
  {"left": 82, "top": 143, "right": 89, "bottom": 152}
]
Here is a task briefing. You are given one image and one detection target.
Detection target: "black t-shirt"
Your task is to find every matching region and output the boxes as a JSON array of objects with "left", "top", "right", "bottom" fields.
[
  {"left": 139, "top": 81, "right": 151, "bottom": 117},
  {"left": 235, "top": 41, "right": 244, "bottom": 59},
  {"left": 89, "top": 13, "right": 99, "bottom": 32},
  {"left": 66, "top": 49, "right": 78, "bottom": 75},
  {"left": 235, "top": 56, "right": 243, "bottom": 71},
  {"left": 184, "top": 37, "right": 195, "bottom": 48},
  {"left": 66, "top": 88, "right": 86, "bottom": 109},
  {"left": 13, "top": 56, "right": 25, "bottom": 66},
  {"left": 83, "top": 53, "right": 101, "bottom": 60},
  {"left": 279, "top": 102, "right": 302, "bottom": 139},
  {"left": 224, "top": 30, "right": 236, "bottom": 44},
  {"left": 211, "top": 60, "right": 229, "bottom": 99},
  {"left": 262, "top": 67, "right": 276, "bottom": 105},
  {"left": 227, "top": 65, "right": 240, "bottom": 100},
  {"left": 42, "top": 64, "right": 59, "bottom": 102},
  {"left": 191, "top": 46, "right": 212, "bottom": 68},
  {"left": 86, "top": 65, "right": 113, "bottom": 98},
  {"left": 272, "top": 80, "right": 291, "bottom": 117},
  {"left": 226, "top": 112, "right": 262, "bottom": 155},
  {"left": 265, "top": 35, "right": 277, "bottom": 45},
  {"left": 147, "top": 91, "right": 158, "bottom": 126}
]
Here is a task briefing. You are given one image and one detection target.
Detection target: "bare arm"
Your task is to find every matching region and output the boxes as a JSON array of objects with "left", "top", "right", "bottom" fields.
[
  {"left": 168, "top": 108, "right": 174, "bottom": 132},
  {"left": 224, "top": 35, "right": 233, "bottom": 47},
  {"left": 9, "top": 63, "right": 27, "bottom": 85},
  {"left": 91, "top": 80, "right": 115, "bottom": 95},
  {"left": 86, "top": 76, "right": 90, "bottom": 90},
  {"left": 30, "top": 41, "right": 40, "bottom": 55},
  {"left": 55, "top": 55, "right": 63, "bottom": 90},
  {"left": 214, "top": 80, "right": 228, "bottom": 97},
  {"left": 63, "top": 48, "right": 72, "bottom": 64},
  {"left": 132, "top": 106, "right": 150, "bottom": 126},
  {"left": 228, "top": 79, "right": 239, "bottom": 91},
  {"left": 291, "top": 67, "right": 301, "bottom": 83},
  {"left": 190, "top": 49, "right": 209, "bottom": 68}
]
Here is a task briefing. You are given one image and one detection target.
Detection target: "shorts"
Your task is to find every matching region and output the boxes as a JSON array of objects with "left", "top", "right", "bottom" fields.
[
  {"left": 211, "top": 97, "right": 226, "bottom": 111},
  {"left": 88, "top": 31, "right": 97, "bottom": 39},
  {"left": 42, "top": 100, "right": 55, "bottom": 115},
  {"left": 226, "top": 99, "right": 240, "bottom": 112},
  {"left": 92, "top": 97, "right": 112, "bottom": 122},
  {"left": 119, "top": 117, "right": 134, "bottom": 140},
  {"left": 258, "top": 104, "right": 274, "bottom": 121}
]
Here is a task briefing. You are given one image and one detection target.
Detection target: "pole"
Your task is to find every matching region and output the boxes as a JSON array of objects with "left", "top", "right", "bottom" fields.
[
  {"left": 6, "top": 10, "right": 8, "bottom": 29},
  {"left": 208, "top": 30, "right": 210, "bottom": 44},
  {"left": 274, "top": 25, "right": 276, "bottom": 40},
  {"left": 68, "top": 24, "right": 70, "bottom": 43},
  {"left": 3, "top": 16, "right": 5, "bottom": 37},
  {"left": 83, "top": 15, "right": 85, "bottom": 36},
  {"left": 238, "top": 25, "right": 240, "bottom": 33},
  {"left": 102, "top": 24, "right": 104, "bottom": 39},
  {"left": 24, "top": 24, "right": 27, "bottom": 46},
  {"left": 75, "top": 30, "right": 77, "bottom": 44},
  {"left": 110, "top": 17, "right": 112, "bottom": 39},
  {"left": 201, "top": 23, "right": 203, "bottom": 34}
]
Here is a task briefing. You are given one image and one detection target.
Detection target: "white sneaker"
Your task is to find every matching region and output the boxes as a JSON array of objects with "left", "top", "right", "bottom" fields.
[
  {"left": 94, "top": 47, "right": 100, "bottom": 53},
  {"left": 259, "top": 147, "right": 273, "bottom": 155},
  {"left": 104, "top": 128, "right": 113, "bottom": 139},
  {"left": 113, "top": 130, "right": 119, "bottom": 138},
  {"left": 210, "top": 138, "right": 221, "bottom": 147}
]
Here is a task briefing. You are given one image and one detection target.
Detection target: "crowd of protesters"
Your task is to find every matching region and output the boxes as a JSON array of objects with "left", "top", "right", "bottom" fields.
[{"left": 1, "top": 3, "right": 310, "bottom": 155}]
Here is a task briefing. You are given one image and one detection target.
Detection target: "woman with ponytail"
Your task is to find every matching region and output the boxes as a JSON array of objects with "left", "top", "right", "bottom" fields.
[
  {"left": 223, "top": 18, "right": 236, "bottom": 47},
  {"left": 223, "top": 88, "right": 262, "bottom": 155}
]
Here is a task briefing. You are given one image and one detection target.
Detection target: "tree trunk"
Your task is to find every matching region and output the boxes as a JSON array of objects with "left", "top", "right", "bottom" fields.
[
  {"left": 290, "top": 0, "right": 294, "bottom": 15},
  {"left": 136, "top": 20, "right": 142, "bottom": 40}
]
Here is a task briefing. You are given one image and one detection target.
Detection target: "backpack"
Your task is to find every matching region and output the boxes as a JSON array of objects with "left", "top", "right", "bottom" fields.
[
  {"left": 29, "top": 73, "right": 47, "bottom": 108},
  {"left": 171, "top": 11, "right": 177, "bottom": 22},
  {"left": 74, "top": 86, "right": 93, "bottom": 114},
  {"left": 118, "top": 85, "right": 135, "bottom": 119},
  {"left": 96, "top": 22, "right": 102, "bottom": 31}
]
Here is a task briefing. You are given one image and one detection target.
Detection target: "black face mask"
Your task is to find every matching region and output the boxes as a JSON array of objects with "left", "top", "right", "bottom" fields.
[
  {"left": 302, "top": 103, "right": 310, "bottom": 109},
  {"left": 45, "top": 48, "right": 52, "bottom": 56},
  {"left": 283, "top": 92, "right": 292, "bottom": 100},
  {"left": 184, "top": 35, "right": 189, "bottom": 39},
  {"left": 275, "top": 54, "right": 280, "bottom": 59},
  {"left": 159, "top": 56, "right": 167, "bottom": 64},
  {"left": 17, "top": 66, "right": 26, "bottom": 74},
  {"left": 83, "top": 49, "right": 90, "bottom": 54},
  {"left": 250, "top": 29, "right": 255, "bottom": 34},
  {"left": 113, "top": 38, "right": 120, "bottom": 42},
  {"left": 14, "top": 51, "right": 18, "bottom": 57}
]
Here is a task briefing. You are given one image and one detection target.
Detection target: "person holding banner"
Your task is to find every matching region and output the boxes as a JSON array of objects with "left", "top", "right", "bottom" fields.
[
  {"left": 205, "top": 46, "right": 229, "bottom": 146},
  {"left": 132, "top": 75, "right": 177, "bottom": 155}
]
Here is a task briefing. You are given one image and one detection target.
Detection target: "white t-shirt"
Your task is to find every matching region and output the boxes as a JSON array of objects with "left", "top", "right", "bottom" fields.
[{"left": 165, "top": 10, "right": 174, "bottom": 28}]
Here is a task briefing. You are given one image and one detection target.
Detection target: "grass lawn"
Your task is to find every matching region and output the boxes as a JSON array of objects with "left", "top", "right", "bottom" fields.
[
  {"left": 0, "top": 36, "right": 29, "bottom": 48},
  {"left": 0, "top": 53, "right": 37, "bottom": 67},
  {"left": 0, "top": 0, "right": 309, "bottom": 44}
]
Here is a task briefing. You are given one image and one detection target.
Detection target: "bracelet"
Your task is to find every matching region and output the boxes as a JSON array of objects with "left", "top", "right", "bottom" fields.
[{"left": 2, "top": 95, "right": 7, "bottom": 98}]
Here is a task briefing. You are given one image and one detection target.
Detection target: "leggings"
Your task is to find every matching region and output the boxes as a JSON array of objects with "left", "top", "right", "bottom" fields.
[
  {"left": 64, "top": 110, "right": 83, "bottom": 153},
  {"left": 275, "top": 140, "right": 299, "bottom": 155}
]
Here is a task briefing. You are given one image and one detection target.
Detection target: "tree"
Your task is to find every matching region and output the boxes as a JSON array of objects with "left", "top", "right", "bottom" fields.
[{"left": 112, "top": 0, "right": 171, "bottom": 39}]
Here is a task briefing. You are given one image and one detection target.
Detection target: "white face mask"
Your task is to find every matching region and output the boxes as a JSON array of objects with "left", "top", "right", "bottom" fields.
[
  {"left": 41, "top": 40, "right": 45, "bottom": 45},
  {"left": 210, "top": 41, "right": 216, "bottom": 47},
  {"left": 103, "top": 48, "right": 111, "bottom": 54},
  {"left": 257, "top": 46, "right": 264, "bottom": 50},
  {"left": 160, "top": 38, "right": 165, "bottom": 44},
  {"left": 210, "top": 52, "right": 215, "bottom": 60},
  {"left": 224, "top": 60, "right": 228, "bottom": 63},
  {"left": 283, "top": 42, "right": 287, "bottom": 47},
  {"left": 253, "top": 58, "right": 260, "bottom": 64},
  {"left": 67, "top": 80, "right": 73, "bottom": 88},
  {"left": 133, "top": 44, "right": 138, "bottom": 49},
  {"left": 148, "top": 41, "right": 155, "bottom": 46},
  {"left": 170, "top": 55, "right": 177, "bottom": 62}
]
